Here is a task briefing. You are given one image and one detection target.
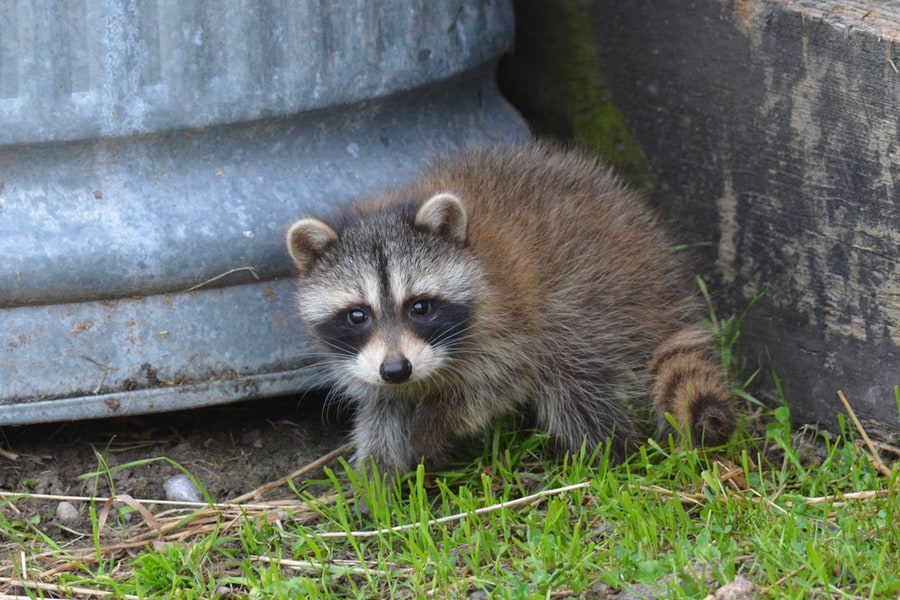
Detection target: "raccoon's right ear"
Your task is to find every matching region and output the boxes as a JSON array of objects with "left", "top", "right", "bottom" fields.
[
  {"left": 286, "top": 218, "right": 338, "bottom": 274},
  {"left": 415, "top": 192, "right": 468, "bottom": 244}
]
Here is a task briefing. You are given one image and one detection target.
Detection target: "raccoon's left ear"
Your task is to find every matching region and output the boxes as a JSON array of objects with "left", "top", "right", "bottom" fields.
[
  {"left": 415, "top": 192, "right": 467, "bottom": 244},
  {"left": 286, "top": 218, "right": 338, "bottom": 274}
]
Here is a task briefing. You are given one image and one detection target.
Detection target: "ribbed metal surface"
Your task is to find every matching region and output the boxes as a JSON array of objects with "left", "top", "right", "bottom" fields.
[
  {"left": 0, "top": 0, "right": 528, "bottom": 424},
  {"left": 1, "top": 1, "right": 513, "bottom": 144}
]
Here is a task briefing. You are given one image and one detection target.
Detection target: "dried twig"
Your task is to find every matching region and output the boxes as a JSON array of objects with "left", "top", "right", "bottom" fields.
[
  {"left": 318, "top": 481, "right": 592, "bottom": 539},
  {"left": 864, "top": 439, "right": 900, "bottom": 457},
  {"left": 229, "top": 442, "right": 352, "bottom": 503},
  {"left": 254, "top": 554, "right": 414, "bottom": 577},
  {"left": 184, "top": 266, "right": 259, "bottom": 292},
  {"left": 889, "top": 39, "right": 899, "bottom": 74},
  {"left": 97, "top": 494, "right": 163, "bottom": 539},
  {"left": 794, "top": 489, "right": 890, "bottom": 506},
  {"left": 0, "top": 577, "right": 139, "bottom": 600},
  {"left": 0, "top": 490, "right": 302, "bottom": 512},
  {"left": 636, "top": 484, "right": 706, "bottom": 506},
  {"left": 78, "top": 355, "right": 118, "bottom": 394},
  {"left": 837, "top": 390, "right": 892, "bottom": 477}
]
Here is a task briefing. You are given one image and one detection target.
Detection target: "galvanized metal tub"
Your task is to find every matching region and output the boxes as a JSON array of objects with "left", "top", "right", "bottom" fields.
[{"left": 0, "top": 1, "right": 528, "bottom": 424}]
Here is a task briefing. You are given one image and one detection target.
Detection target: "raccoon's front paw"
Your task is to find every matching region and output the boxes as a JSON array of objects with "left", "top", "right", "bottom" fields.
[
  {"left": 353, "top": 457, "right": 399, "bottom": 517},
  {"left": 409, "top": 433, "right": 450, "bottom": 473}
]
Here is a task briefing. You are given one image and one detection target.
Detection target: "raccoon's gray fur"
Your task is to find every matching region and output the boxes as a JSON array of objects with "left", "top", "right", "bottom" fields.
[{"left": 286, "top": 144, "right": 734, "bottom": 478}]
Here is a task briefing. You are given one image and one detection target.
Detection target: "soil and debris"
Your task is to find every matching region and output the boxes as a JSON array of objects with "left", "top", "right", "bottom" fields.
[{"left": 0, "top": 395, "right": 349, "bottom": 535}]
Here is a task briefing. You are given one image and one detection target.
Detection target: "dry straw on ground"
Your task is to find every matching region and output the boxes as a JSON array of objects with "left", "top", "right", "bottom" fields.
[{"left": 1, "top": 391, "right": 897, "bottom": 598}]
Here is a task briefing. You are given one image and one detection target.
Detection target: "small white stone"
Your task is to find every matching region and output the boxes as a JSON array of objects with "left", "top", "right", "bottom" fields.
[
  {"left": 163, "top": 474, "right": 205, "bottom": 503},
  {"left": 56, "top": 501, "right": 80, "bottom": 526}
]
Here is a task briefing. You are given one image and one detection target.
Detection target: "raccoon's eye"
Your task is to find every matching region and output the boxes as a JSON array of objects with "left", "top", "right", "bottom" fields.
[
  {"left": 347, "top": 308, "right": 368, "bottom": 325},
  {"left": 409, "top": 299, "right": 431, "bottom": 317}
]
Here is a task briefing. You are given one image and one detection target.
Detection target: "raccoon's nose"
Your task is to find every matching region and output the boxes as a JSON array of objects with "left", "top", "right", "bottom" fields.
[{"left": 379, "top": 358, "right": 412, "bottom": 383}]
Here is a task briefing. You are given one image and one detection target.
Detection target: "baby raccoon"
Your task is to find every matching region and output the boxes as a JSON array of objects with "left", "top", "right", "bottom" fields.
[{"left": 286, "top": 143, "right": 734, "bottom": 478}]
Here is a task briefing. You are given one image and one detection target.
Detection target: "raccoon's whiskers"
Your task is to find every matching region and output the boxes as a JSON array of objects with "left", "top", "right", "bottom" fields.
[
  {"left": 322, "top": 387, "right": 353, "bottom": 419},
  {"left": 320, "top": 338, "right": 359, "bottom": 358}
]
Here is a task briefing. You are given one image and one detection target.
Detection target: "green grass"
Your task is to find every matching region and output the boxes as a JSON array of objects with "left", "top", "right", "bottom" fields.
[
  {"left": 2, "top": 396, "right": 897, "bottom": 599},
  {"left": 1, "top": 288, "right": 898, "bottom": 598}
]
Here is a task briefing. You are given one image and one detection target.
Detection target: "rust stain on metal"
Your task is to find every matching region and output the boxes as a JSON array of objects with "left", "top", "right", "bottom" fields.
[
  {"left": 71, "top": 320, "right": 95, "bottom": 334},
  {"left": 123, "top": 363, "right": 163, "bottom": 391},
  {"left": 238, "top": 378, "right": 260, "bottom": 397},
  {"left": 8, "top": 334, "right": 29, "bottom": 349},
  {"left": 125, "top": 318, "right": 137, "bottom": 345},
  {"left": 212, "top": 368, "right": 238, "bottom": 381}
]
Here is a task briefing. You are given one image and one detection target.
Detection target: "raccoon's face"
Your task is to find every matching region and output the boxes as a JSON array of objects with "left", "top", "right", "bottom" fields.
[{"left": 286, "top": 193, "right": 485, "bottom": 395}]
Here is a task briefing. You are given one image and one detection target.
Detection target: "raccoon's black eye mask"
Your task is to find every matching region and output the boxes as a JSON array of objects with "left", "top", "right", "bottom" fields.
[
  {"left": 315, "top": 307, "right": 374, "bottom": 353},
  {"left": 404, "top": 298, "right": 472, "bottom": 345}
]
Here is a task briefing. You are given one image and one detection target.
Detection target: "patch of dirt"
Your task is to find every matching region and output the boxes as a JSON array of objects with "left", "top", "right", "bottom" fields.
[{"left": 0, "top": 395, "right": 350, "bottom": 535}]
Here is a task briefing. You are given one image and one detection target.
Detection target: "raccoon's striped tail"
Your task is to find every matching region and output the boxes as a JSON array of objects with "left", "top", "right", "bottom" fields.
[{"left": 650, "top": 325, "right": 735, "bottom": 447}]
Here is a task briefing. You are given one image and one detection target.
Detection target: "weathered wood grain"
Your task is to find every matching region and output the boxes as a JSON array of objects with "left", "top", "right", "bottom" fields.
[{"left": 592, "top": 0, "right": 900, "bottom": 429}]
